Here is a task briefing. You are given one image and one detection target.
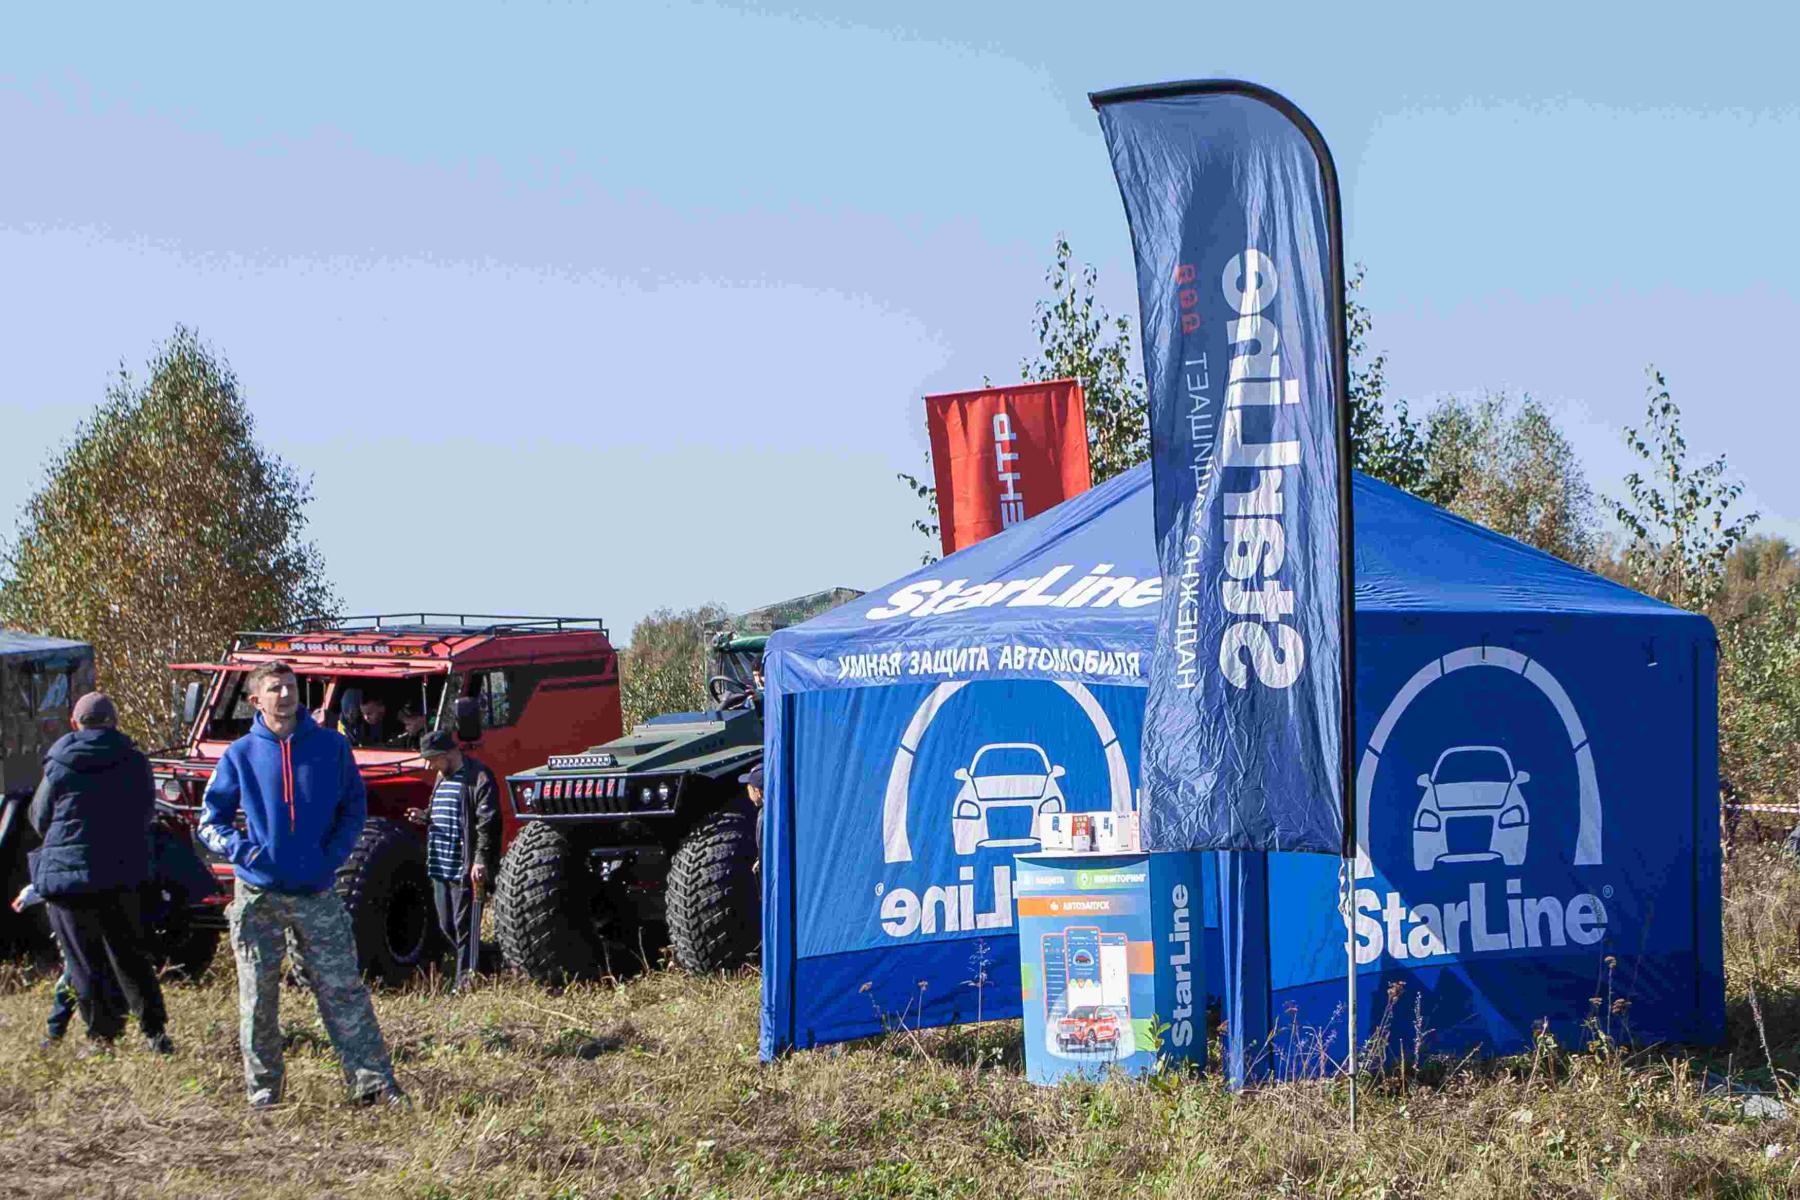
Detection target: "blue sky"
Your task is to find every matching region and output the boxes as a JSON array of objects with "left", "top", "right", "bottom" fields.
[{"left": 2, "top": 3, "right": 1794, "bottom": 640}]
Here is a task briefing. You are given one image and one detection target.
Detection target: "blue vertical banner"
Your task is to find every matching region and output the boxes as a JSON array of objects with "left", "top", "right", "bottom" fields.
[{"left": 1092, "top": 81, "right": 1353, "bottom": 855}]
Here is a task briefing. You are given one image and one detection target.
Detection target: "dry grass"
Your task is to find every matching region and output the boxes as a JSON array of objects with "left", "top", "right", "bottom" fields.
[{"left": 0, "top": 839, "right": 1796, "bottom": 1199}]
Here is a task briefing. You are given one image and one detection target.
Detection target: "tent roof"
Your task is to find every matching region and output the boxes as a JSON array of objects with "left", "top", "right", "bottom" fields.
[
  {"left": 773, "top": 464, "right": 1699, "bottom": 665},
  {"left": 0, "top": 629, "right": 90, "bottom": 659}
]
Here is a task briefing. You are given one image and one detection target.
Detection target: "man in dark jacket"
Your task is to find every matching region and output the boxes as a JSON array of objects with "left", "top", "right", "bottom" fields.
[
  {"left": 199, "top": 660, "right": 403, "bottom": 1108},
  {"left": 27, "top": 691, "right": 171, "bottom": 1053},
  {"left": 406, "top": 730, "right": 500, "bottom": 984}
]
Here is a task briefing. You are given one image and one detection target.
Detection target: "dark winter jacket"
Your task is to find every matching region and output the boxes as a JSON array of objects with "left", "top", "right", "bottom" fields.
[
  {"left": 198, "top": 708, "right": 366, "bottom": 895},
  {"left": 425, "top": 756, "right": 502, "bottom": 880},
  {"left": 27, "top": 727, "right": 155, "bottom": 899}
]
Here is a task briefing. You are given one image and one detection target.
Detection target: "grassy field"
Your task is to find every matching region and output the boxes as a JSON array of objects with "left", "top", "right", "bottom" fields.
[{"left": 0, "top": 838, "right": 1797, "bottom": 1199}]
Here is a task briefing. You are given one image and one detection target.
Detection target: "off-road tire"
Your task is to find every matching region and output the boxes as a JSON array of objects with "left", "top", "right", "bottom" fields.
[
  {"left": 496, "top": 820, "right": 641, "bottom": 984},
  {"left": 142, "top": 888, "right": 220, "bottom": 981},
  {"left": 666, "top": 808, "right": 761, "bottom": 974},
  {"left": 336, "top": 819, "right": 435, "bottom": 988},
  {"left": 141, "top": 829, "right": 220, "bottom": 980},
  {"left": 0, "top": 797, "right": 57, "bottom": 972}
]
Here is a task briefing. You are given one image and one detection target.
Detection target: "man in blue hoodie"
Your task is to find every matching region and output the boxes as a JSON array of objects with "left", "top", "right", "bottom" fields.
[
  {"left": 199, "top": 660, "right": 404, "bottom": 1108},
  {"left": 28, "top": 690, "right": 171, "bottom": 1054}
]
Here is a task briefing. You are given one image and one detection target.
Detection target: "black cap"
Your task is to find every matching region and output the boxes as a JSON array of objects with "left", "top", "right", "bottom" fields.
[
  {"left": 419, "top": 730, "right": 456, "bottom": 756},
  {"left": 738, "top": 765, "right": 765, "bottom": 790}
]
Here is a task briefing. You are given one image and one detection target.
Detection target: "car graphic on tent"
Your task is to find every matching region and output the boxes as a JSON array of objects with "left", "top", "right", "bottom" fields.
[
  {"left": 951, "top": 742, "right": 1067, "bottom": 855},
  {"left": 1412, "top": 745, "right": 1531, "bottom": 871}
]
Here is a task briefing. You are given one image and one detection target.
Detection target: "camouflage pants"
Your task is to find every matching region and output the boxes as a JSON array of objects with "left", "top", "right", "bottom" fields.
[{"left": 229, "top": 883, "right": 396, "bottom": 1101}]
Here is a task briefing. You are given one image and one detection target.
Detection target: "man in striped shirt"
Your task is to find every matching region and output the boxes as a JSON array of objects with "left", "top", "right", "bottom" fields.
[{"left": 406, "top": 730, "right": 500, "bottom": 985}]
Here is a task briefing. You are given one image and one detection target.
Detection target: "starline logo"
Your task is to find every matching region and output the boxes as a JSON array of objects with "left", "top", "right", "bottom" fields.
[
  {"left": 1168, "top": 882, "right": 1197, "bottom": 1047},
  {"left": 1350, "top": 879, "right": 1608, "bottom": 964},
  {"left": 877, "top": 864, "right": 1015, "bottom": 938},
  {"left": 865, "top": 564, "right": 1161, "bottom": 622},
  {"left": 1183, "top": 248, "right": 1308, "bottom": 692}
]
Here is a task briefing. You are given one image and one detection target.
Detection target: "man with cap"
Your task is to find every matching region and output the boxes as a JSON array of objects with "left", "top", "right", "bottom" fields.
[
  {"left": 738, "top": 764, "right": 765, "bottom": 870},
  {"left": 27, "top": 691, "right": 172, "bottom": 1054},
  {"left": 405, "top": 730, "right": 500, "bottom": 984}
]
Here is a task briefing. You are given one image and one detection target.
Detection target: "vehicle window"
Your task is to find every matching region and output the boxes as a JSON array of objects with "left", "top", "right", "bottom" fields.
[
  {"left": 973, "top": 746, "right": 1048, "bottom": 776},
  {"left": 204, "top": 671, "right": 255, "bottom": 740},
  {"left": 1433, "top": 749, "right": 1512, "bottom": 785},
  {"left": 330, "top": 674, "right": 441, "bottom": 746},
  {"left": 204, "top": 671, "right": 329, "bottom": 740},
  {"left": 473, "top": 669, "right": 514, "bottom": 729},
  {"left": 35, "top": 670, "right": 69, "bottom": 715}
]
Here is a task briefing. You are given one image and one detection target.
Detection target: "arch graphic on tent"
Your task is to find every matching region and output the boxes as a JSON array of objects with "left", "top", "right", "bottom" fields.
[
  {"left": 1353, "top": 645, "right": 1602, "bottom": 878},
  {"left": 882, "top": 680, "right": 1135, "bottom": 864}
]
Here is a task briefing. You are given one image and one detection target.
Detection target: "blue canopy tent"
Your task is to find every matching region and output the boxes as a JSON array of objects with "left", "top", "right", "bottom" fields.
[{"left": 760, "top": 464, "right": 1723, "bottom": 1069}]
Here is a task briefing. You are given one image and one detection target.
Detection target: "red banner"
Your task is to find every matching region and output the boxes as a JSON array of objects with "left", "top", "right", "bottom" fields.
[{"left": 925, "top": 379, "right": 1091, "bottom": 557}]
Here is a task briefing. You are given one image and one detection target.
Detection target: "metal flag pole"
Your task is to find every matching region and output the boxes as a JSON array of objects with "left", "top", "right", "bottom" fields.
[{"left": 1315, "top": 93, "right": 1358, "bottom": 1133}]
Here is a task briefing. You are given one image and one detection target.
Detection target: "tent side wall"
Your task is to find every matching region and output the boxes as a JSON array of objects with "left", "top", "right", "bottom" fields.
[{"left": 1218, "top": 608, "right": 1723, "bottom": 1080}]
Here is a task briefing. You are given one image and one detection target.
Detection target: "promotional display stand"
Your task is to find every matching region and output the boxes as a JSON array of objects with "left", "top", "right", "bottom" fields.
[{"left": 1014, "top": 850, "right": 1206, "bottom": 1084}]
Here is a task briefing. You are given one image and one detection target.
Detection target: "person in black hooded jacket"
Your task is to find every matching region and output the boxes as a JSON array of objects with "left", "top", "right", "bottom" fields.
[{"left": 28, "top": 691, "right": 171, "bottom": 1053}]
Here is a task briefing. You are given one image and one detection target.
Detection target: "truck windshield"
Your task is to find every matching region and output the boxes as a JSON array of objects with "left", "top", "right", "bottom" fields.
[{"left": 201, "top": 670, "right": 448, "bottom": 744}]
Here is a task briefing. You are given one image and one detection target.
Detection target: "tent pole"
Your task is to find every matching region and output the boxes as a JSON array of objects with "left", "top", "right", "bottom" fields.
[{"left": 1345, "top": 857, "right": 1357, "bottom": 1130}]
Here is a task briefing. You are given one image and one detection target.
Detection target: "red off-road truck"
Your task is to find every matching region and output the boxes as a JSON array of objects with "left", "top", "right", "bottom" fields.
[{"left": 152, "top": 615, "right": 621, "bottom": 984}]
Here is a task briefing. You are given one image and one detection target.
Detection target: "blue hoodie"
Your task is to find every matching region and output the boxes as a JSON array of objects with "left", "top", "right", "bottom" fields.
[{"left": 198, "top": 708, "right": 366, "bottom": 895}]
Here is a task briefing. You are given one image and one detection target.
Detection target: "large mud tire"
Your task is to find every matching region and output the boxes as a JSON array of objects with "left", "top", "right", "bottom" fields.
[
  {"left": 141, "top": 827, "right": 221, "bottom": 981},
  {"left": 496, "top": 820, "right": 642, "bottom": 984},
  {"left": 336, "top": 819, "right": 436, "bottom": 988},
  {"left": 666, "top": 808, "right": 761, "bottom": 974}
]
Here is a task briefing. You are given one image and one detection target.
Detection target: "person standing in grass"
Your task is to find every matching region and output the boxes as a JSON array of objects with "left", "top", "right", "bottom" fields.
[
  {"left": 11, "top": 878, "right": 102, "bottom": 1049},
  {"left": 199, "top": 660, "right": 405, "bottom": 1109},
  {"left": 27, "top": 691, "right": 172, "bottom": 1056},
  {"left": 405, "top": 729, "right": 500, "bottom": 987}
]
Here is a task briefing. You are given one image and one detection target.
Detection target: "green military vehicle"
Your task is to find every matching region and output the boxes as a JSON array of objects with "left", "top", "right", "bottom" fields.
[
  {"left": 0, "top": 632, "right": 94, "bottom": 966},
  {"left": 494, "top": 590, "right": 858, "bottom": 983},
  {"left": 0, "top": 631, "right": 223, "bottom": 976}
]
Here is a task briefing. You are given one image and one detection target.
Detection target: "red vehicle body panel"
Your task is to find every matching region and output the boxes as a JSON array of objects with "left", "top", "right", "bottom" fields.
[{"left": 153, "top": 618, "right": 623, "bottom": 884}]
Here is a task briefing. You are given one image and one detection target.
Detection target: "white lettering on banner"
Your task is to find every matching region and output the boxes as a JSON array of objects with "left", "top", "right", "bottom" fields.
[
  {"left": 993, "top": 413, "right": 1025, "bottom": 528},
  {"left": 1175, "top": 536, "right": 1202, "bottom": 689},
  {"left": 1169, "top": 882, "right": 1195, "bottom": 1047},
  {"left": 1349, "top": 880, "right": 1609, "bottom": 964},
  {"left": 1216, "top": 249, "right": 1306, "bottom": 691},
  {"left": 832, "top": 644, "right": 1143, "bottom": 681},
  {"left": 866, "top": 565, "right": 1161, "bottom": 621},
  {"left": 879, "top": 865, "right": 1015, "bottom": 937}
]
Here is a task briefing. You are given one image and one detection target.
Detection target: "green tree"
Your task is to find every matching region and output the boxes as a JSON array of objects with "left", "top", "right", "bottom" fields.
[
  {"left": 1612, "top": 366, "right": 1758, "bottom": 612},
  {"left": 1345, "top": 265, "right": 1428, "bottom": 492},
  {"left": 617, "top": 603, "right": 728, "bottom": 729},
  {"left": 1020, "top": 236, "right": 1150, "bottom": 484},
  {"left": 1716, "top": 583, "right": 1800, "bottom": 801},
  {"left": 1412, "top": 393, "right": 1599, "bottom": 565},
  {"left": 894, "top": 462, "right": 941, "bottom": 566},
  {"left": 0, "top": 327, "right": 336, "bottom": 741},
  {"left": 1716, "top": 535, "right": 1799, "bottom": 624}
]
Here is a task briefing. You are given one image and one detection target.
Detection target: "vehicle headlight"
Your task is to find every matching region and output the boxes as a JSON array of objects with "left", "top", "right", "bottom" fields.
[
  {"left": 640, "top": 785, "right": 655, "bottom": 806},
  {"left": 159, "top": 778, "right": 184, "bottom": 803},
  {"left": 1414, "top": 810, "right": 1441, "bottom": 832},
  {"left": 1498, "top": 806, "right": 1526, "bottom": 829},
  {"left": 518, "top": 784, "right": 537, "bottom": 806},
  {"left": 656, "top": 781, "right": 673, "bottom": 804}
]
